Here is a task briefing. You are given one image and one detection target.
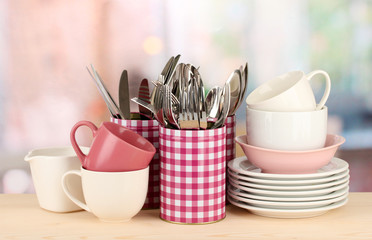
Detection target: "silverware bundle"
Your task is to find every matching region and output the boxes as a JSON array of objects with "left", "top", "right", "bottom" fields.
[
  {"left": 87, "top": 55, "right": 248, "bottom": 130},
  {"left": 133, "top": 55, "right": 248, "bottom": 130}
]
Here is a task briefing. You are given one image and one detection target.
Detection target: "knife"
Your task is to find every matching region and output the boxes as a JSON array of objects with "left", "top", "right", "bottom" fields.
[
  {"left": 161, "top": 56, "right": 174, "bottom": 84},
  {"left": 118, "top": 70, "right": 131, "bottom": 120},
  {"left": 164, "top": 54, "right": 181, "bottom": 85},
  {"left": 87, "top": 65, "right": 123, "bottom": 119},
  {"left": 138, "top": 79, "right": 152, "bottom": 120}
]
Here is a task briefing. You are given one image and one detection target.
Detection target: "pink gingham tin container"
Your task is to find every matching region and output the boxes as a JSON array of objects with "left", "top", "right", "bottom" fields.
[
  {"left": 159, "top": 126, "right": 226, "bottom": 224},
  {"left": 225, "top": 115, "right": 236, "bottom": 163},
  {"left": 111, "top": 117, "right": 160, "bottom": 209},
  {"left": 225, "top": 115, "right": 236, "bottom": 204}
]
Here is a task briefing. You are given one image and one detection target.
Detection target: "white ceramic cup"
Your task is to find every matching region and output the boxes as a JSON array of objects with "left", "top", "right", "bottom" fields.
[
  {"left": 62, "top": 167, "right": 149, "bottom": 222},
  {"left": 24, "top": 146, "right": 88, "bottom": 212},
  {"left": 246, "top": 106, "right": 328, "bottom": 151},
  {"left": 245, "top": 70, "right": 331, "bottom": 111}
]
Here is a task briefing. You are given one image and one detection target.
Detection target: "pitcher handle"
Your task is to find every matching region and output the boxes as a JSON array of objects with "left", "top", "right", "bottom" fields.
[
  {"left": 306, "top": 70, "right": 331, "bottom": 110},
  {"left": 61, "top": 170, "right": 91, "bottom": 212},
  {"left": 70, "top": 120, "right": 98, "bottom": 167}
]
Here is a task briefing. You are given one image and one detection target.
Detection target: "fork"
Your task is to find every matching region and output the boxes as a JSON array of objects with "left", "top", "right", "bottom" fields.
[
  {"left": 163, "top": 85, "right": 180, "bottom": 129},
  {"left": 185, "top": 76, "right": 200, "bottom": 129},
  {"left": 151, "top": 78, "right": 179, "bottom": 103},
  {"left": 178, "top": 65, "right": 189, "bottom": 129}
]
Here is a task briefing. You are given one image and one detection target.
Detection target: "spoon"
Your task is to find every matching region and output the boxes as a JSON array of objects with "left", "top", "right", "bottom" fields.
[
  {"left": 227, "top": 70, "right": 242, "bottom": 116},
  {"left": 236, "top": 62, "right": 248, "bottom": 114},
  {"left": 205, "top": 86, "right": 222, "bottom": 120},
  {"left": 211, "top": 83, "right": 231, "bottom": 129}
]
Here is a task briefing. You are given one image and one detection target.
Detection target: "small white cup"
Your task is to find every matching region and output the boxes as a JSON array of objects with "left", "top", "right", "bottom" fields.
[
  {"left": 24, "top": 146, "right": 88, "bottom": 212},
  {"left": 246, "top": 70, "right": 331, "bottom": 111},
  {"left": 246, "top": 106, "right": 328, "bottom": 151},
  {"left": 62, "top": 167, "right": 149, "bottom": 223}
]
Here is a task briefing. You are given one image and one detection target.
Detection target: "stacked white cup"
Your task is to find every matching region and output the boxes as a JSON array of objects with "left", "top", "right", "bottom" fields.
[{"left": 245, "top": 70, "right": 331, "bottom": 151}]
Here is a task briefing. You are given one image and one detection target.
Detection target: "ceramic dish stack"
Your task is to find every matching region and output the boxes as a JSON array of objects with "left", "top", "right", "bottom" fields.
[{"left": 227, "top": 156, "right": 350, "bottom": 218}]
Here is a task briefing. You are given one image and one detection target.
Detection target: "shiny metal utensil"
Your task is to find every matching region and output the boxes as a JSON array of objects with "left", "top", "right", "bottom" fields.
[
  {"left": 137, "top": 78, "right": 152, "bottom": 120},
  {"left": 168, "top": 63, "right": 184, "bottom": 98},
  {"left": 164, "top": 54, "right": 181, "bottom": 85},
  {"left": 161, "top": 56, "right": 174, "bottom": 83},
  {"left": 150, "top": 52, "right": 180, "bottom": 106},
  {"left": 153, "top": 80, "right": 167, "bottom": 127},
  {"left": 87, "top": 65, "right": 123, "bottom": 119},
  {"left": 190, "top": 76, "right": 200, "bottom": 129},
  {"left": 154, "top": 78, "right": 182, "bottom": 127},
  {"left": 150, "top": 79, "right": 179, "bottom": 103},
  {"left": 181, "top": 64, "right": 199, "bottom": 129},
  {"left": 150, "top": 75, "right": 161, "bottom": 107},
  {"left": 131, "top": 97, "right": 156, "bottom": 116},
  {"left": 150, "top": 57, "right": 174, "bottom": 106},
  {"left": 132, "top": 77, "right": 167, "bottom": 124},
  {"left": 182, "top": 76, "right": 199, "bottom": 129},
  {"left": 211, "top": 83, "right": 231, "bottom": 129},
  {"left": 235, "top": 62, "right": 248, "bottom": 115},
  {"left": 178, "top": 64, "right": 190, "bottom": 129},
  {"left": 205, "top": 86, "right": 222, "bottom": 120},
  {"left": 118, "top": 70, "right": 131, "bottom": 119},
  {"left": 191, "top": 66, "right": 207, "bottom": 129},
  {"left": 227, "top": 69, "right": 242, "bottom": 116},
  {"left": 163, "top": 85, "right": 180, "bottom": 129}
]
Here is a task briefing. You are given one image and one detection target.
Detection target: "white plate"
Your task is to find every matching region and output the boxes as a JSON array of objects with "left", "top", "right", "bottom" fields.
[
  {"left": 228, "top": 196, "right": 348, "bottom": 218},
  {"left": 228, "top": 188, "right": 348, "bottom": 209},
  {"left": 228, "top": 172, "right": 350, "bottom": 191},
  {"left": 228, "top": 185, "right": 349, "bottom": 202},
  {"left": 227, "top": 168, "right": 349, "bottom": 186},
  {"left": 229, "top": 180, "right": 349, "bottom": 197},
  {"left": 228, "top": 157, "right": 349, "bottom": 180}
]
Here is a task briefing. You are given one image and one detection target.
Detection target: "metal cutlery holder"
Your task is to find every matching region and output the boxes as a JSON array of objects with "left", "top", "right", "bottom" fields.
[
  {"left": 159, "top": 126, "right": 226, "bottom": 224},
  {"left": 111, "top": 117, "right": 160, "bottom": 209}
]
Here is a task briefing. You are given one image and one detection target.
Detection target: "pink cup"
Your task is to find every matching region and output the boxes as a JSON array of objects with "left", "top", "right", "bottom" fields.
[
  {"left": 111, "top": 117, "right": 160, "bottom": 209},
  {"left": 70, "top": 121, "right": 156, "bottom": 172}
]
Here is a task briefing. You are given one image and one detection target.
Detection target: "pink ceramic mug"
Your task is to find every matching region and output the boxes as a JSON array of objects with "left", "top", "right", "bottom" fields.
[{"left": 70, "top": 121, "right": 156, "bottom": 172}]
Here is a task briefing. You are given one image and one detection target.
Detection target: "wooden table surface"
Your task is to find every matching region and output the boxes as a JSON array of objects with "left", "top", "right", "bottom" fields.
[{"left": 1, "top": 193, "right": 372, "bottom": 239}]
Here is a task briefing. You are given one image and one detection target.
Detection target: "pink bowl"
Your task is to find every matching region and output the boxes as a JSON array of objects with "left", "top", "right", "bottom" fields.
[{"left": 235, "top": 134, "right": 345, "bottom": 174}]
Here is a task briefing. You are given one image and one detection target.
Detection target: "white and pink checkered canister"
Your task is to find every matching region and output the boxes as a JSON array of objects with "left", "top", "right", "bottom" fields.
[
  {"left": 225, "top": 115, "right": 236, "bottom": 163},
  {"left": 111, "top": 117, "right": 160, "bottom": 209},
  {"left": 159, "top": 126, "right": 226, "bottom": 224}
]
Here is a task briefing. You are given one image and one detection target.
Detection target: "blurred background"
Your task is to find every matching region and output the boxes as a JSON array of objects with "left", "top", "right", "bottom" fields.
[{"left": 0, "top": 0, "right": 371, "bottom": 193}]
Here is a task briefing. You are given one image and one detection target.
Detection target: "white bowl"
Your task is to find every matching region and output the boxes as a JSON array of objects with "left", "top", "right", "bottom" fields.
[{"left": 246, "top": 106, "right": 327, "bottom": 151}]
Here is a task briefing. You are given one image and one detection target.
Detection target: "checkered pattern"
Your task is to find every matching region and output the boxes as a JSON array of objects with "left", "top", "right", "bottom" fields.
[
  {"left": 111, "top": 117, "right": 160, "bottom": 209},
  {"left": 225, "top": 115, "right": 236, "bottom": 163},
  {"left": 159, "top": 126, "right": 226, "bottom": 224},
  {"left": 225, "top": 115, "right": 236, "bottom": 204}
]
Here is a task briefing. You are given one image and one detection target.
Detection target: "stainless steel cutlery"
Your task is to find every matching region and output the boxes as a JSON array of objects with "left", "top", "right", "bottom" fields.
[
  {"left": 87, "top": 64, "right": 124, "bottom": 119},
  {"left": 118, "top": 70, "right": 131, "bottom": 120},
  {"left": 138, "top": 79, "right": 152, "bottom": 120},
  {"left": 131, "top": 56, "right": 248, "bottom": 129},
  {"left": 87, "top": 56, "right": 248, "bottom": 130}
]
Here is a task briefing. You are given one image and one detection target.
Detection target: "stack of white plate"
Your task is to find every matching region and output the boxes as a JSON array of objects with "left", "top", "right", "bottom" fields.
[{"left": 227, "top": 156, "right": 350, "bottom": 218}]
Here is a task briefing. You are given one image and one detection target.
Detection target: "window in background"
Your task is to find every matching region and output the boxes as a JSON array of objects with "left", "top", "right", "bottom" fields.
[{"left": 309, "top": 0, "right": 372, "bottom": 149}]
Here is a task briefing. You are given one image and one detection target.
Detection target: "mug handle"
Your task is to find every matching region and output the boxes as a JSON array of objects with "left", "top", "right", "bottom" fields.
[
  {"left": 306, "top": 70, "right": 331, "bottom": 110},
  {"left": 70, "top": 121, "right": 98, "bottom": 166},
  {"left": 61, "top": 170, "right": 91, "bottom": 212}
]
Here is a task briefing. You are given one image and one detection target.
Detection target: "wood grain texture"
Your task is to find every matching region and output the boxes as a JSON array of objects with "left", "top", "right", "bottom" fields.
[{"left": 0, "top": 193, "right": 372, "bottom": 239}]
